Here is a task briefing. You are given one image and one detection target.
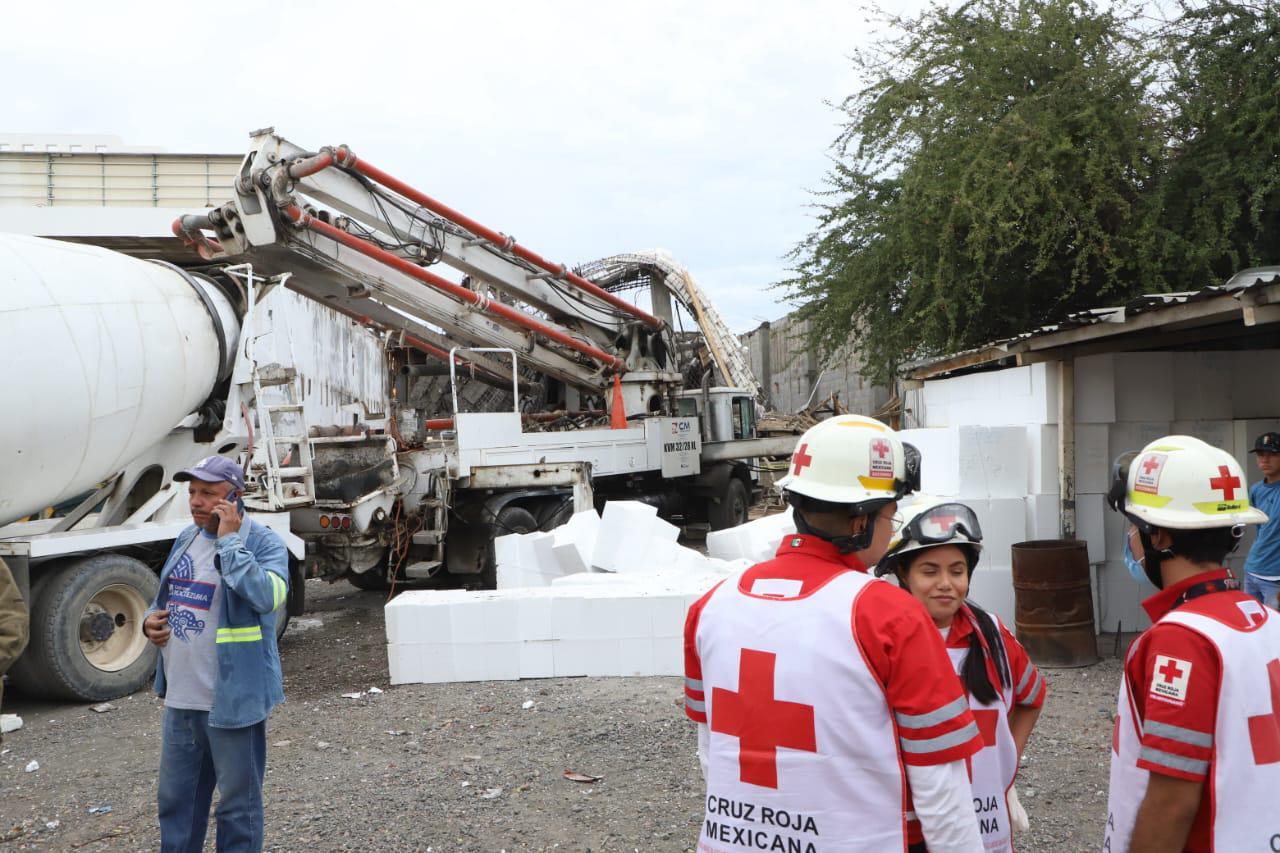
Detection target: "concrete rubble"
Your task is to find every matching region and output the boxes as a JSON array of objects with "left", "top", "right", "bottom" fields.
[{"left": 386, "top": 501, "right": 796, "bottom": 685}]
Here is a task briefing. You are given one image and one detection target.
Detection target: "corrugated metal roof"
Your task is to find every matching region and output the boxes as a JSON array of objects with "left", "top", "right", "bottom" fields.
[{"left": 906, "top": 266, "right": 1280, "bottom": 379}]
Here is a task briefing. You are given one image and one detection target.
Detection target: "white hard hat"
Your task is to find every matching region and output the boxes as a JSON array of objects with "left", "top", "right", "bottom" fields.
[
  {"left": 1108, "top": 435, "right": 1268, "bottom": 530},
  {"left": 777, "top": 414, "right": 920, "bottom": 506},
  {"left": 875, "top": 495, "right": 983, "bottom": 577}
]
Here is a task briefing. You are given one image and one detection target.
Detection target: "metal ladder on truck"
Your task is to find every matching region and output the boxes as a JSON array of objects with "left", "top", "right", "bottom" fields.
[{"left": 252, "top": 364, "right": 315, "bottom": 510}]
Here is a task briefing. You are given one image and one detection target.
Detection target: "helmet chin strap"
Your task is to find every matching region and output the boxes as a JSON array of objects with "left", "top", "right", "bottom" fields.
[
  {"left": 793, "top": 506, "right": 869, "bottom": 554},
  {"left": 1136, "top": 527, "right": 1171, "bottom": 590}
]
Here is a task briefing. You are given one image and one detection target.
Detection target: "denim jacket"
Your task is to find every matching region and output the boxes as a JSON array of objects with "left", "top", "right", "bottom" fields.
[{"left": 150, "top": 516, "right": 289, "bottom": 728}]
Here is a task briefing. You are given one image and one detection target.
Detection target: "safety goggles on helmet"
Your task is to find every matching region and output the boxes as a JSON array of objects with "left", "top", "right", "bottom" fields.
[
  {"left": 899, "top": 442, "right": 922, "bottom": 499},
  {"left": 900, "top": 501, "right": 983, "bottom": 545}
]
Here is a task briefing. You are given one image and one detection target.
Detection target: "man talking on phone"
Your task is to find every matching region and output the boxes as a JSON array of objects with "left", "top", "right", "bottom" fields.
[{"left": 142, "top": 455, "right": 289, "bottom": 853}]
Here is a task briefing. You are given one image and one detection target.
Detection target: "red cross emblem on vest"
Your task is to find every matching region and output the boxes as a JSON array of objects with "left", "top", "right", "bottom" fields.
[
  {"left": 1209, "top": 465, "right": 1241, "bottom": 501},
  {"left": 711, "top": 649, "right": 817, "bottom": 788},
  {"left": 1158, "top": 658, "right": 1185, "bottom": 684},
  {"left": 1249, "top": 658, "right": 1280, "bottom": 765},
  {"left": 792, "top": 443, "right": 813, "bottom": 476}
]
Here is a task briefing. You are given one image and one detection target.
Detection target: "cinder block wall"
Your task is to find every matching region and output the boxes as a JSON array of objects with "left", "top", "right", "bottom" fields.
[{"left": 740, "top": 315, "right": 890, "bottom": 415}]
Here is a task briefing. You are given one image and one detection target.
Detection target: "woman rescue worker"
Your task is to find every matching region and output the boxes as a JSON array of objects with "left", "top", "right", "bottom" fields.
[{"left": 876, "top": 497, "right": 1046, "bottom": 853}]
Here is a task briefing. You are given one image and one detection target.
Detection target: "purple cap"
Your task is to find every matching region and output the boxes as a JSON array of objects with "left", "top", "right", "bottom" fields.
[{"left": 174, "top": 455, "right": 246, "bottom": 491}]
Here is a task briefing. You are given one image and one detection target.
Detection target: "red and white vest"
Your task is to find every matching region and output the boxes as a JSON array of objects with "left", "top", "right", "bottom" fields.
[
  {"left": 946, "top": 641, "right": 1017, "bottom": 853},
  {"left": 694, "top": 570, "right": 906, "bottom": 853},
  {"left": 1103, "top": 604, "right": 1280, "bottom": 852}
]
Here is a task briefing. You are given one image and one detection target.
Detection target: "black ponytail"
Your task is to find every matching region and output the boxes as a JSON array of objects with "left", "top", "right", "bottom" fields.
[{"left": 960, "top": 601, "right": 1012, "bottom": 706}]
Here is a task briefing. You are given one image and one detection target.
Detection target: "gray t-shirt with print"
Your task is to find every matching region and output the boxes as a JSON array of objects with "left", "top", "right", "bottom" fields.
[{"left": 160, "top": 532, "right": 222, "bottom": 711}]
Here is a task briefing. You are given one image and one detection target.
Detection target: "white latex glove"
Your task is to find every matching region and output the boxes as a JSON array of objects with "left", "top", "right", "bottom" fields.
[{"left": 1007, "top": 784, "right": 1030, "bottom": 834}]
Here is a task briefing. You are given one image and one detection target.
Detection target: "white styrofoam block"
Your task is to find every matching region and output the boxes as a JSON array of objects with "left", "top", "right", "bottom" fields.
[
  {"left": 1076, "top": 493, "right": 1106, "bottom": 564},
  {"left": 1171, "top": 420, "right": 1235, "bottom": 459},
  {"left": 654, "top": 637, "right": 683, "bottom": 675},
  {"left": 899, "top": 428, "right": 962, "bottom": 496},
  {"left": 583, "top": 639, "right": 623, "bottom": 677},
  {"left": 586, "top": 596, "right": 654, "bottom": 639},
  {"left": 1074, "top": 424, "right": 1110, "bottom": 495},
  {"left": 1095, "top": 561, "right": 1151, "bottom": 633},
  {"left": 388, "top": 643, "right": 458, "bottom": 684},
  {"left": 958, "top": 425, "right": 1028, "bottom": 499},
  {"left": 1103, "top": 498, "right": 1128, "bottom": 562},
  {"left": 517, "top": 593, "right": 555, "bottom": 642},
  {"left": 1173, "top": 352, "right": 1233, "bottom": 420},
  {"left": 652, "top": 593, "right": 694, "bottom": 638},
  {"left": 553, "top": 639, "right": 593, "bottom": 677},
  {"left": 1232, "top": 351, "right": 1280, "bottom": 417},
  {"left": 550, "top": 539, "right": 591, "bottom": 575},
  {"left": 448, "top": 595, "right": 520, "bottom": 644},
  {"left": 387, "top": 643, "right": 419, "bottom": 685},
  {"left": 591, "top": 501, "right": 659, "bottom": 572},
  {"left": 967, "top": 566, "right": 1016, "bottom": 629},
  {"left": 1074, "top": 353, "right": 1116, "bottom": 424},
  {"left": 1028, "top": 361, "right": 1059, "bottom": 425},
  {"left": 614, "top": 522, "right": 682, "bottom": 574},
  {"left": 1024, "top": 494, "right": 1059, "bottom": 541},
  {"left": 617, "top": 638, "right": 657, "bottom": 676},
  {"left": 551, "top": 572, "right": 641, "bottom": 587},
  {"left": 519, "top": 642, "right": 555, "bottom": 679},
  {"left": 452, "top": 642, "right": 520, "bottom": 682},
  {"left": 706, "top": 526, "right": 747, "bottom": 561},
  {"left": 384, "top": 592, "right": 453, "bottom": 645},
  {"left": 968, "top": 498, "right": 1027, "bottom": 568},
  {"left": 742, "top": 509, "right": 796, "bottom": 561},
  {"left": 552, "top": 510, "right": 601, "bottom": 566},
  {"left": 1026, "top": 424, "right": 1059, "bottom": 495},
  {"left": 1108, "top": 421, "right": 1172, "bottom": 463},
  {"left": 1114, "top": 352, "right": 1176, "bottom": 423}
]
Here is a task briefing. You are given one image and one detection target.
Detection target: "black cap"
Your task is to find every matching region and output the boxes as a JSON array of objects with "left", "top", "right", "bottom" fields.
[{"left": 1251, "top": 433, "right": 1280, "bottom": 454}]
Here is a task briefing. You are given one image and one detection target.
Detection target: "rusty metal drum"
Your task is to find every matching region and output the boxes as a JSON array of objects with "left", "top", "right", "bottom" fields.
[{"left": 1011, "top": 539, "right": 1100, "bottom": 667}]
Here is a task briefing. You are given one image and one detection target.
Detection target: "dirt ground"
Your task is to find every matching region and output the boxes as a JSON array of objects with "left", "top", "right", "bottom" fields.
[{"left": 1, "top": 579, "right": 1122, "bottom": 852}]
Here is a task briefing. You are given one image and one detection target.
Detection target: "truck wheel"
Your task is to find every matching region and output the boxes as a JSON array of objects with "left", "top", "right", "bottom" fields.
[
  {"left": 709, "top": 478, "right": 750, "bottom": 531},
  {"left": 346, "top": 566, "right": 391, "bottom": 592},
  {"left": 494, "top": 505, "right": 539, "bottom": 536},
  {"left": 11, "top": 554, "right": 159, "bottom": 701}
]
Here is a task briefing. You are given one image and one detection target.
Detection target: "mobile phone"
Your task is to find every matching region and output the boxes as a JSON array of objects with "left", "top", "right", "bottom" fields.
[{"left": 228, "top": 489, "right": 245, "bottom": 514}]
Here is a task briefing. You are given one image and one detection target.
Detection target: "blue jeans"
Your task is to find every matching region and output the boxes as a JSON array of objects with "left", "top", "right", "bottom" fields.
[
  {"left": 158, "top": 708, "right": 266, "bottom": 853},
  {"left": 1245, "top": 573, "right": 1280, "bottom": 610}
]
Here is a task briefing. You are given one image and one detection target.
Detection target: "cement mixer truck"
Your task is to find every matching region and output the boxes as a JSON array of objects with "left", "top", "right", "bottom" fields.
[{"left": 0, "top": 129, "right": 794, "bottom": 702}]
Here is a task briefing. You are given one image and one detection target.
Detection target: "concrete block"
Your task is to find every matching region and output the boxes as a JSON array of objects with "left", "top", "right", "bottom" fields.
[
  {"left": 1076, "top": 493, "right": 1106, "bottom": 564},
  {"left": 654, "top": 637, "right": 684, "bottom": 675},
  {"left": 518, "top": 642, "right": 555, "bottom": 679},
  {"left": 1026, "top": 424, "right": 1059, "bottom": 495},
  {"left": 1114, "top": 352, "right": 1175, "bottom": 423},
  {"left": 591, "top": 501, "right": 659, "bottom": 571},
  {"left": 1074, "top": 354, "right": 1116, "bottom": 424},
  {"left": 1173, "top": 352, "right": 1233, "bottom": 420},
  {"left": 967, "top": 566, "right": 1016, "bottom": 628}
]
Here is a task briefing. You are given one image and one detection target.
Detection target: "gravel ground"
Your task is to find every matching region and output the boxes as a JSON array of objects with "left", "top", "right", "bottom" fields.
[{"left": 1, "top": 579, "right": 1122, "bottom": 852}]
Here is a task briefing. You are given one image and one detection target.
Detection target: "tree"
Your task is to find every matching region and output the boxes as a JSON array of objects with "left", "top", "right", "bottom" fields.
[
  {"left": 783, "top": 0, "right": 1163, "bottom": 383},
  {"left": 1154, "top": 1, "right": 1280, "bottom": 289}
]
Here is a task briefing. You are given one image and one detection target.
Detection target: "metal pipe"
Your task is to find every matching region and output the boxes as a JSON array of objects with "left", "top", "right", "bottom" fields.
[
  {"left": 292, "top": 146, "right": 663, "bottom": 331},
  {"left": 422, "top": 409, "right": 605, "bottom": 431},
  {"left": 284, "top": 204, "right": 626, "bottom": 373},
  {"left": 171, "top": 214, "right": 223, "bottom": 261},
  {"left": 399, "top": 363, "right": 452, "bottom": 376}
]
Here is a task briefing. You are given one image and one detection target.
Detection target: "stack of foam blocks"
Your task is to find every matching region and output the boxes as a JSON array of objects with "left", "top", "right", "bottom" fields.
[{"left": 385, "top": 501, "right": 794, "bottom": 685}]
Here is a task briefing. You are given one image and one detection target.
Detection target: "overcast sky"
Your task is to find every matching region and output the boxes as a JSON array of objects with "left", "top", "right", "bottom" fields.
[{"left": 4, "top": 0, "right": 931, "bottom": 333}]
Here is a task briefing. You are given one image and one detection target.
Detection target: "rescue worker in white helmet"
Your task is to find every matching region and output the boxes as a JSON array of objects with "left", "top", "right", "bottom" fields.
[
  {"left": 876, "top": 497, "right": 1046, "bottom": 853},
  {"left": 1102, "top": 435, "right": 1279, "bottom": 853},
  {"left": 684, "top": 415, "right": 985, "bottom": 853}
]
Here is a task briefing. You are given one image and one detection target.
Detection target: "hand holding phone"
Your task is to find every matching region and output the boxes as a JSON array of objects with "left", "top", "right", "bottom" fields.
[{"left": 212, "top": 489, "right": 244, "bottom": 538}]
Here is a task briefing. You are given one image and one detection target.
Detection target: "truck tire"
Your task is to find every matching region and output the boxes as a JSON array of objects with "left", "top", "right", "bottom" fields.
[
  {"left": 346, "top": 566, "right": 391, "bottom": 592},
  {"left": 11, "top": 554, "right": 159, "bottom": 702},
  {"left": 709, "top": 477, "right": 750, "bottom": 531}
]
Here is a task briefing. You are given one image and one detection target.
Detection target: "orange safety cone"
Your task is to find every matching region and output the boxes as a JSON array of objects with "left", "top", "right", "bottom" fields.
[{"left": 610, "top": 374, "right": 627, "bottom": 430}]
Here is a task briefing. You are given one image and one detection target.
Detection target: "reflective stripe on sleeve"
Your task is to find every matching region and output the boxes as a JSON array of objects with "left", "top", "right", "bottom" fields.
[
  {"left": 1138, "top": 745, "right": 1209, "bottom": 776},
  {"left": 1145, "top": 719, "right": 1213, "bottom": 749},
  {"left": 216, "top": 626, "right": 263, "bottom": 644},
  {"left": 1016, "top": 664, "right": 1037, "bottom": 696},
  {"left": 271, "top": 573, "right": 287, "bottom": 611},
  {"left": 686, "top": 677, "right": 704, "bottom": 693},
  {"left": 899, "top": 720, "right": 980, "bottom": 754},
  {"left": 1019, "top": 672, "right": 1046, "bottom": 706},
  {"left": 894, "top": 695, "right": 969, "bottom": 730}
]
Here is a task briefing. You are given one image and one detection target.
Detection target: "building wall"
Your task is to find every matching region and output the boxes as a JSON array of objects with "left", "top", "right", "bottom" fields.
[
  {"left": 900, "top": 351, "right": 1280, "bottom": 633},
  {"left": 740, "top": 314, "right": 890, "bottom": 415}
]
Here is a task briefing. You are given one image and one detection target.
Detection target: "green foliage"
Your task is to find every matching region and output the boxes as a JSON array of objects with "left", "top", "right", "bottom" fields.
[
  {"left": 784, "top": 0, "right": 1279, "bottom": 384},
  {"left": 1155, "top": 1, "right": 1280, "bottom": 288}
]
